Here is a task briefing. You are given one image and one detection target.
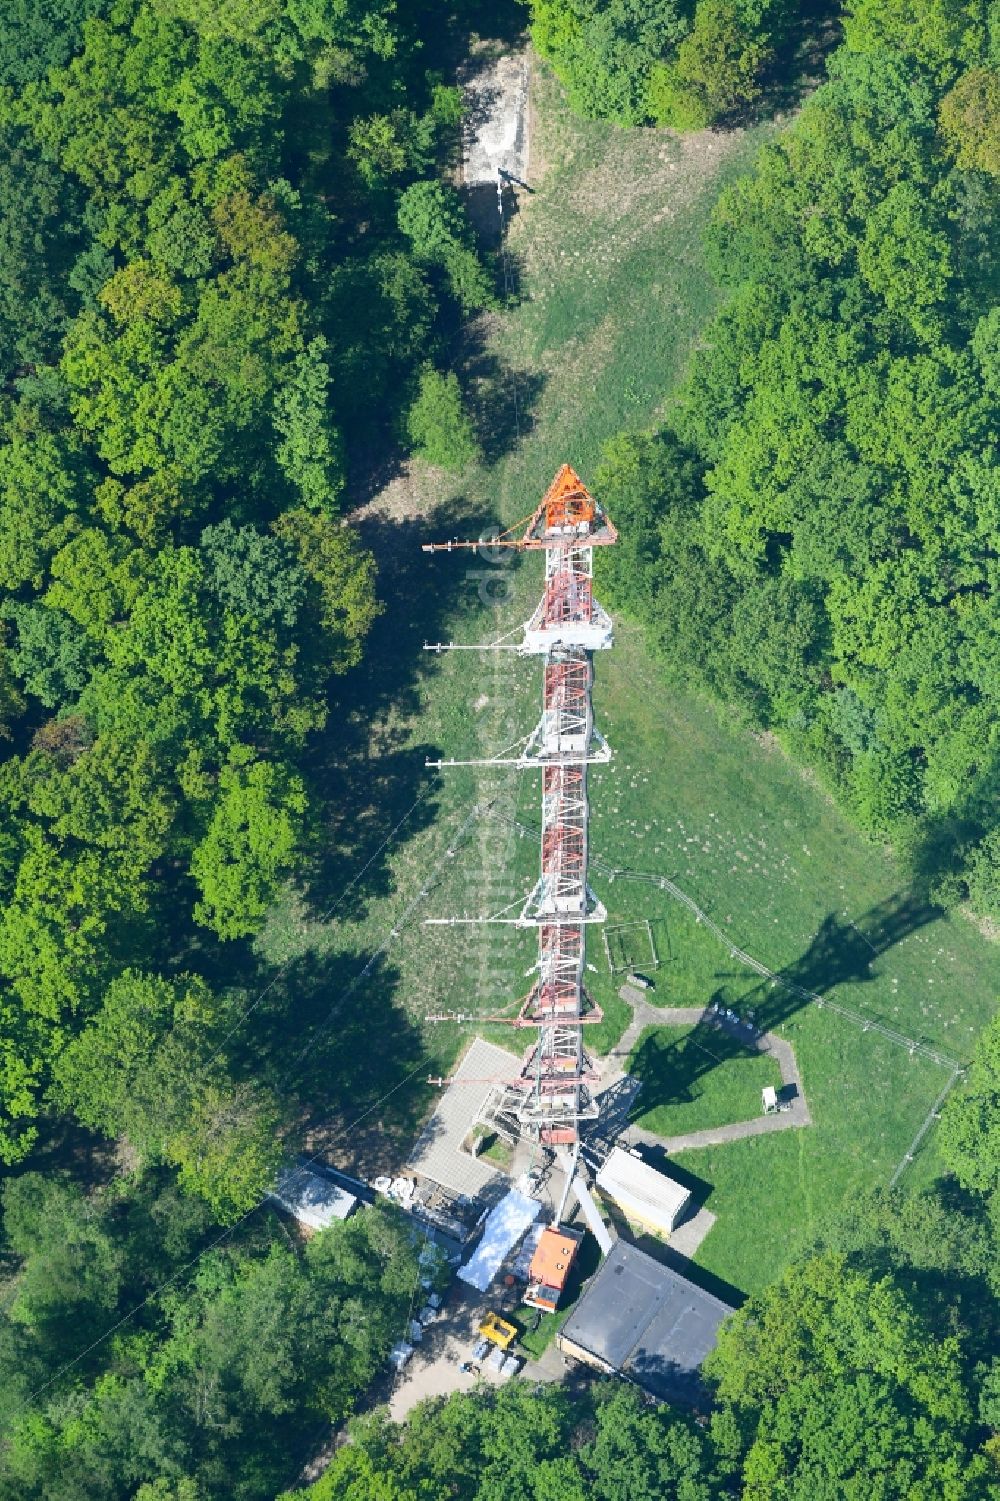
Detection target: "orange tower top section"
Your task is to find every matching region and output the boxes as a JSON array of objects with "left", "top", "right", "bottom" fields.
[
  {"left": 542, "top": 464, "right": 596, "bottom": 531},
  {"left": 421, "top": 464, "right": 616, "bottom": 552}
]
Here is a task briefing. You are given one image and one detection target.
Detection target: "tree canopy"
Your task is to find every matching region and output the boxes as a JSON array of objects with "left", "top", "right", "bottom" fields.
[
  {"left": 940, "top": 1013, "right": 1000, "bottom": 1198},
  {"left": 595, "top": 0, "right": 1000, "bottom": 918},
  {"left": 530, "top": 0, "right": 797, "bottom": 128},
  {"left": 0, "top": 1195, "right": 432, "bottom": 1501},
  {"left": 0, "top": 0, "right": 491, "bottom": 1166}
]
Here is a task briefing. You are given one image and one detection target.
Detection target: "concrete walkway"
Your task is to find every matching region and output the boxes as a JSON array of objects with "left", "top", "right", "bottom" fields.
[
  {"left": 667, "top": 1204, "right": 717, "bottom": 1257},
  {"left": 599, "top": 993, "right": 811, "bottom": 1155},
  {"left": 406, "top": 1036, "right": 522, "bottom": 1198}
]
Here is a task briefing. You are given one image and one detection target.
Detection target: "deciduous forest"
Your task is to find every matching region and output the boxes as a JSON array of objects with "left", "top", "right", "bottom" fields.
[
  {"left": 0, "top": 0, "right": 997, "bottom": 1497},
  {"left": 0, "top": 0, "right": 494, "bottom": 1175},
  {"left": 596, "top": 0, "right": 1000, "bottom": 919}
]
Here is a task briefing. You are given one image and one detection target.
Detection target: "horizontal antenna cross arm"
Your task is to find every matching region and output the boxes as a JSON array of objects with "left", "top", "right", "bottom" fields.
[{"left": 423, "top": 642, "right": 524, "bottom": 652}]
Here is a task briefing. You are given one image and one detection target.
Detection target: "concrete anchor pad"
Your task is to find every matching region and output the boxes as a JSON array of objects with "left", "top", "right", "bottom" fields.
[{"left": 461, "top": 54, "right": 530, "bottom": 187}]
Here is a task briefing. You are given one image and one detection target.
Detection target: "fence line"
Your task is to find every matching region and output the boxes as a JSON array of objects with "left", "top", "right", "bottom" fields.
[
  {"left": 491, "top": 811, "right": 966, "bottom": 1073},
  {"left": 889, "top": 1068, "right": 963, "bottom": 1187}
]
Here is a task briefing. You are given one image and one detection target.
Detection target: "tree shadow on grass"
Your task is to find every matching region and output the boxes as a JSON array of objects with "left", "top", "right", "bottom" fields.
[
  {"left": 297, "top": 503, "right": 503, "bottom": 923},
  {"left": 720, "top": 0, "right": 843, "bottom": 131},
  {"left": 463, "top": 181, "right": 530, "bottom": 255},
  {"left": 743, "top": 889, "right": 942, "bottom": 1040},
  {"left": 230, "top": 949, "right": 436, "bottom": 1177},
  {"left": 625, "top": 1021, "right": 775, "bottom": 1129},
  {"left": 463, "top": 311, "right": 545, "bottom": 462},
  {"left": 455, "top": 0, "right": 527, "bottom": 55}
]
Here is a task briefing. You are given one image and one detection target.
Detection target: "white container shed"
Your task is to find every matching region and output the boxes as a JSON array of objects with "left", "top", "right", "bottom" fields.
[{"left": 596, "top": 1147, "right": 691, "bottom": 1236}]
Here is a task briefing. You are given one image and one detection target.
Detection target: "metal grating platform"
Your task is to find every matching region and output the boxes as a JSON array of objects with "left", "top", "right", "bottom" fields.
[{"left": 406, "top": 1037, "right": 522, "bottom": 1198}]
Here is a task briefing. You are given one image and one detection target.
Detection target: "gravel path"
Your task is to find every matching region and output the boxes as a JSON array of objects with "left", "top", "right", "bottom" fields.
[{"left": 599, "top": 992, "right": 811, "bottom": 1155}]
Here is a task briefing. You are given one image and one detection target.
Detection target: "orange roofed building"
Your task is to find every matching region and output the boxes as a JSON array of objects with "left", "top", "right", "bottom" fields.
[{"left": 524, "top": 1226, "right": 584, "bottom": 1313}]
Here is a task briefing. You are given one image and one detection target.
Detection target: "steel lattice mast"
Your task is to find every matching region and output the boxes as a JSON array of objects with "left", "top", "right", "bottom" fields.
[{"left": 422, "top": 466, "right": 617, "bottom": 1147}]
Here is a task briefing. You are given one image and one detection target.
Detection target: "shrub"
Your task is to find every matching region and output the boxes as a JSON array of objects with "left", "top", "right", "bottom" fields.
[{"left": 406, "top": 365, "right": 479, "bottom": 470}]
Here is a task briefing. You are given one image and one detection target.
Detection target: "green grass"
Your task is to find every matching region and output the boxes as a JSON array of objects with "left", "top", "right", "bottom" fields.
[
  {"left": 256, "top": 66, "right": 1000, "bottom": 1293},
  {"left": 628, "top": 1023, "right": 782, "bottom": 1137},
  {"left": 481, "top": 68, "right": 773, "bottom": 494},
  {"left": 472, "top": 1128, "right": 514, "bottom": 1168}
]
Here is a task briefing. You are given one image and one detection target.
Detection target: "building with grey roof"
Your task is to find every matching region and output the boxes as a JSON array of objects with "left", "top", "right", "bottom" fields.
[{"left": 557, "top": 1240, "right": 734, "bottom": 1404}]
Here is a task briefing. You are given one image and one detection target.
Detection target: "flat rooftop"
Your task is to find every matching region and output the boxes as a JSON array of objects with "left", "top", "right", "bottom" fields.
[
  {"left": 558, "top": 1240, "right": 734, "bottom": 1403},
  {"left": 269, "top": 1163, "right": 357, "bottom": 1230},
  {"left": 529, "top": 1225, "right": 582, "bottom": 1293},
  {"left": 596, "top": 1146, "right": 691, "bottom": 1229},
  {"left": 406, "top": 1036, "right": 522, "bottom": 1199}
]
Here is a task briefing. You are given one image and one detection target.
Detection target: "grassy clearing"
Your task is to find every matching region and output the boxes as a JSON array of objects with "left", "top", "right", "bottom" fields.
[
  {"left": 256, "top": 61, "right": 999, "bottom": 1291},
  {"left": 579, "top": 635, "right": 997, "bottom": 1289},
  {"left": 628, "top": 1023, "right": 782, "bottom": 1137},
  {"left": 478, "top": 66, "right": 772, "bottom": 493},
  {"left": 256, "top": 66, "right": 769, "bottom": 1163}
]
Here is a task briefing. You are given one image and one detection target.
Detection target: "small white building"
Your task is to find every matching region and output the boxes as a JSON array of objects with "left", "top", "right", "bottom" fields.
[
  {"left": 269, "top": 1164, "right": 357, "bottom": 1231},
  {"left": 596, "top": 1147, "right": 691, "bottom": 1236}
]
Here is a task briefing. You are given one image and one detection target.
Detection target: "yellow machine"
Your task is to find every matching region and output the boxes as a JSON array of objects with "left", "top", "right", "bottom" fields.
[{"left": 478, "top": 1312, "right": 518, "bottom": 1350}]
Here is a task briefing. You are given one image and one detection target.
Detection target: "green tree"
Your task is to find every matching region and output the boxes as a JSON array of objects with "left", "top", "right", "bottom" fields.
[
  {"left": 597, "top": 0, "right": 1000, "bottom": 905},
  {"left": 584, "top": 1384, "right": 713, "bottom": 1500},
  {"left": 532, "top": 0, "right": 690, "bottom": 125},
  {"left": 406, "top": 365, "right": 479, "bottom": 470},
  {"left": 706, "top": 1253, "right": 988, "bottom": 1497},
  {"left": 648, "top": 1, "right": 770, "bottom": 129},
  {"left": 0, "top": 0, "right": 108, "bottom": 89},
  {"left": 168, "top": 1080, "right": 283, "bottom": 1223},
  {"left": 200, "top": 521, "right": 306, "bottom": 629},
  {"left": 6, "top": 604, "right": 97, "bottom": 708},
  {"left": 191, "top": 757, "right": 306, "bottom": 939},
  {"left": 939, "top": 1013, "right": 1000, "bottom": 1198},
  {"left": 2, "top": 1173, "right": 123, "bottom": 1346},
  {"left": 271, "top": 508, "right": 380, "bottom": 672},
  {"left": 23, "top": 735, "right": 173, "bottom": 879},
  {"left": 0, "top": 628, "right": 25, "bottom": 741},
  {"left": 0, "top": 424, "right": 89, "bottom": 594},
  {"left": 273, "top": 337, "right": 344, "bottom": 511},
  {"left": 305, "top": 1382, "right": 714, "bottom": 1501},
  {"left": 397, "top": 181, "right": 492, "bottom": 312},
  {"left": 54, "top": 969, "right": 285, "bottom": 1221},
  {"left": 0, "top": 125, "right": 85, "bottom": 383},
  {"left": 963, "top": 828, "right": 1000, "bottom": 916},
  {"left": 940, "top": 67, "right": 1000, "bottom": 175},
  {"left": 52, "top": 970, "right": 217, "bottom": 1158}
]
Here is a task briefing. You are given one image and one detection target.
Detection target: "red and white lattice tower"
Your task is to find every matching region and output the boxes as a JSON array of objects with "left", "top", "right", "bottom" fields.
[{"left": 422, "top": 466, "right": 617, "bottom": 1147}]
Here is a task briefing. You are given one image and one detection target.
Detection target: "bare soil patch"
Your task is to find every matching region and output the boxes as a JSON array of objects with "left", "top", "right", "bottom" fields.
[{"left": 347, "top": 456, "right": 453, "bottom": 527}]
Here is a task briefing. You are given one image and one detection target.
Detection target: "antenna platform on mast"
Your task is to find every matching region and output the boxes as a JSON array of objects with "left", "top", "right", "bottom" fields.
[{"left": 422, "top": 466, "right": 616, "bottom": 1151}]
